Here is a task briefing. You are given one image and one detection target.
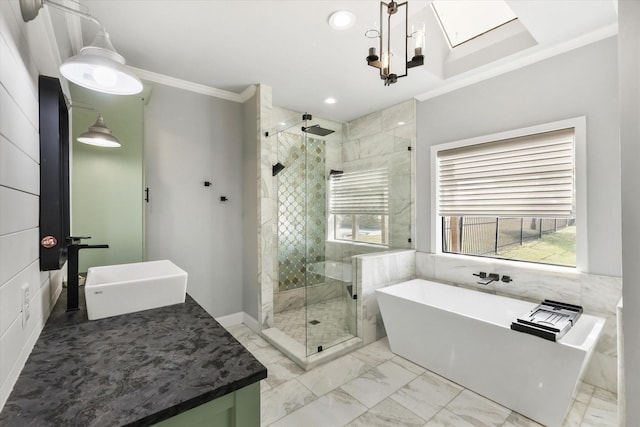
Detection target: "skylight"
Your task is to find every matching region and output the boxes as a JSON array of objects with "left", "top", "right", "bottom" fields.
[{"left": 432, "top": 1, "right": 517, "bottom": 48}]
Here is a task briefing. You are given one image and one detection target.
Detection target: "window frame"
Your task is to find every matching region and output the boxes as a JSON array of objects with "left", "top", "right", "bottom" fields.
[
  {"left": 430, "top": 117, "right": 588, "bottom": 271},
  {"left": 333, "top": 213, "right": 389, "bottom": 246}
]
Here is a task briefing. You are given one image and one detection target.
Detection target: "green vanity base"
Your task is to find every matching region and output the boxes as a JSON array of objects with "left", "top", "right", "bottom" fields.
[{"left": 155, "top": 382, "right": 260, "bottom": 427}]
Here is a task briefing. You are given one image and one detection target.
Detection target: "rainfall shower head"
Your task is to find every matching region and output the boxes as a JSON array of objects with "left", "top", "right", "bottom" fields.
[{"left": 301, "top": 124, "right": 335, "bottom": 137}]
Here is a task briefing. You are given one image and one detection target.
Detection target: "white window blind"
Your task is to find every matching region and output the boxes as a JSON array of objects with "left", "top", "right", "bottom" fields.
[
  {"left": 437, "top": 128, "right": 575, "bottom": 217},
  {"left": 330, "top": 168, "right": 389, "bottom": 215}
]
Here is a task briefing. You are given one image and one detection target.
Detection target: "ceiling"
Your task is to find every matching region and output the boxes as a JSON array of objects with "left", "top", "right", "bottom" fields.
[{"left": 51, "top": 1, "right": 618, "bottom": 122}]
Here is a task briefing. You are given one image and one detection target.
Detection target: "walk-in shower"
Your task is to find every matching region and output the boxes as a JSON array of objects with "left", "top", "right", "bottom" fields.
[
  {"left": 266, "top": 113, "right": 356, "bottom": 358},
  {"left": 261, "top": 101, "right": 415, "bottom": 368}
]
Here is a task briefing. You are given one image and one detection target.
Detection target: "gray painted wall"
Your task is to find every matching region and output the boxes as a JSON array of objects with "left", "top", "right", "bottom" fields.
[
  {"left": 144, "top": 84, "right": 244, "bottom": 317},
  {"left": 416, "top": 37, "right": 621, "bottom": 277},
  {"left": 619, "top": 1, "right": 640, "bottom": 425},
  {"left": 242, "top": 94, "right": 259, "bottom": 320}
]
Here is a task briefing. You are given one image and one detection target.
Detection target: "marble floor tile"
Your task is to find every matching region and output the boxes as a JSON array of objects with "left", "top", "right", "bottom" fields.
[
  {"left": 562, "top": 401, "right": 587, "bottom": 427},
  {"left": 252, "top": 346, "right": 305, "bottom": 388},
  {"left": 445, "top": 389, "right": 511, "bottom": 427},
  {"left": 390, "top": 370, "right": 462, "bottom": 421},
  {"left": 226, "top": 324, "right": 272, "bottom": 353},
  {"left": 298, "top": 354, "right": 369, "bottom": 397},
  {"left": 424, "top": 408, "right": 477, "bottom": 427},
  {"left": 503, "top": 411, "right": 544, "bottom": 427},
  {"left": 575, "top": 382, "right": 596, "bottom": 405},
  {"left": 581, "top": 389, "right": 618, "bottom": 427},
  {"left": 269, "top": 388, "right": 367, "bottom": 427},
  {"left": 345, "top": 397, "right": 425, "bottom": 427},
  {"left": 261, "top": 379, "right": 317, "bottom": 426},
  {"left": 252, "top": 345, "right": 293, "bottom": 365},
  {"left": 350, "top": 337, "right": 394, "bottom": 367},
  {"left": 228, "top": 325, "right": 618, "bottom": 427},
  {"left": 341, "top": 360, "right": 417, "bottom": 408},
  {"left": 391, "top": 355, "right": 426, "bottom": 375},
  {"left": 261, "top": 379, "right": 272, "bottom": 393}
]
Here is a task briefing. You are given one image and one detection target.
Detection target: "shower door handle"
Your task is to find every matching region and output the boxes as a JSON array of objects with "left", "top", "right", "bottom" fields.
[{"left": 145, "top": 187, "right": 149, "bottom": 203}]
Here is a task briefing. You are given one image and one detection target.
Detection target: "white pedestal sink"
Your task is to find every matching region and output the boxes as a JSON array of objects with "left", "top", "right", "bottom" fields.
[{"left": 84, "top": 260, "right": 188, "bottom": 320}]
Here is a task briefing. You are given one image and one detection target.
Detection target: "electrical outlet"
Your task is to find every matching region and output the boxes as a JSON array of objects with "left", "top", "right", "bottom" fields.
[{"left": 21, "top": 283, "right": 30, "bottom": 327}]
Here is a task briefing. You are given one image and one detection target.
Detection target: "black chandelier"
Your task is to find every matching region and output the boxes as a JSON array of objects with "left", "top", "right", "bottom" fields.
[{"left": 366, "top": 1, "right": 425, "bottom": 86}]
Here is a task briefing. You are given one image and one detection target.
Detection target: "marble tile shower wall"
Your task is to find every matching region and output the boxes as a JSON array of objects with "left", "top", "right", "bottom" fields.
[
  {"left": 258, "top": 85, "right": 275, "bottom": 329},
  {"left": 415, "top": 251, "right": 621, "bottom": 393},
  {"left": 355, "top": 250, "right": 416, "bottom": 345},
  {"left": 343, "top": 99, "right": 416, "bottom": 251}
]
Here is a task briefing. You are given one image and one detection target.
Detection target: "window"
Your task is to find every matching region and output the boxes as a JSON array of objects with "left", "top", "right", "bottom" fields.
[
  {"left": 330, "top": 169, "right": 389, "bottom": 245},
  {"left": 432, "top": 0, "right": 517, "bottom": 47},
  {"left": 435, "top": 127, "right": 578, "bottom": 267}
]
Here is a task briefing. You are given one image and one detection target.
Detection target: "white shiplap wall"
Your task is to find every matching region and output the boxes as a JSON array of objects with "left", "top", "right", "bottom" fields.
[{"left": 0, "top": 2, "right": 65, "bottom": 410}]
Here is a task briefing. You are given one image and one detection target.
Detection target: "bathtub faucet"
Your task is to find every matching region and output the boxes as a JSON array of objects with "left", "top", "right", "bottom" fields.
[
  {"left": 473, "top": 272, "right": 499, "bottom": 285},
  {"left": 65, "top": 236, "right": 109, "bottom": 312}
]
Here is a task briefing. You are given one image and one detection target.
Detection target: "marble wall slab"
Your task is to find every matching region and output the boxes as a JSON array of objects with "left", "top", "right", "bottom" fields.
[
  {"left": 415, "top": 251, "right": 621, "bottom": 393},
  {"left": 258, "top": 84, "right": 275, "bottom": 329},
  {"left": 343, "top": 99, "right": 416, "bottom": 252},
  {"left": 355, "top": 250, "right": 416, "bottom": 345}
]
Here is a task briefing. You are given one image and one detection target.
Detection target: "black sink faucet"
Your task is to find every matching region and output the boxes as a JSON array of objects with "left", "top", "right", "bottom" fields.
[{"left": 65, "top": 236, "right": 109, "bottom": 312}]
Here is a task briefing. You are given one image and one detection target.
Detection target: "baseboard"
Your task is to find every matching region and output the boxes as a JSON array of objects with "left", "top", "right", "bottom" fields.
[
  {"left": 214, "top": 311, "right": 259, "bottom": 333},
  {"left": 242, "top": 313, "right": 260, "bottom": 333}
]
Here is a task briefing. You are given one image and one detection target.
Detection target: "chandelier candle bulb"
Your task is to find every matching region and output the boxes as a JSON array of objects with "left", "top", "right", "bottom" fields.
[
  {"left": 413, "top": 27, "right": 425, "bottom": 57},
  {"left": 367, "top": 47, "right": 379, "bottom": 62},
  {"left": 382, "top": 51, "right": 390, "bottom": 75}
]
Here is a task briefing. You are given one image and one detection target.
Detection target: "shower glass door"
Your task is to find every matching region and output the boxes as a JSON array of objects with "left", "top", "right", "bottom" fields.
[
  {"left": 274, "top": 117, "right": 356, "bottom": 357},
  {"left": 303, "top": 130, "right": 356, "bottom": 356}
]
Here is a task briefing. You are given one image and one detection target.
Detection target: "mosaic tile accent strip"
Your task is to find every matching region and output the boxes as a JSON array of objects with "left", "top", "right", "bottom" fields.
[{"left": 277, "top": 133, "right": 327, "bottom": 291}]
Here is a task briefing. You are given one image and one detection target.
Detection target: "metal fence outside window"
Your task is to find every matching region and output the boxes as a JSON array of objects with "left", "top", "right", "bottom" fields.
[{"left": 443, "top": 217, "right": 574, "bottom": 256}]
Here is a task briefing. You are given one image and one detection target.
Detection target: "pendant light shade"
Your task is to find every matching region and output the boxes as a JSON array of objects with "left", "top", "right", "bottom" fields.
[
  {"left": 19, "top": 0, "right": 143, "bottom": 95},
  {"left": 60, "top": 29, "right": 143, "bottom": 95},
  {"left": 77, "top": 114, "right": 121, "bottom": 148}
]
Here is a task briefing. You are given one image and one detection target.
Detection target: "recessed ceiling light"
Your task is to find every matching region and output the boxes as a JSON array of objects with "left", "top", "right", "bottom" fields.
[
  {"left": 328, "top": 10, "right": 355, "bottom": 30},
  {"left": 279, "top": 122, "right": 286, "bottom": 126},
  {"left": 324, "top": 97, "right": 337, "bottom": 104},
  {"left": 397, "top": 121, "right": 406, "bottom": 126}
]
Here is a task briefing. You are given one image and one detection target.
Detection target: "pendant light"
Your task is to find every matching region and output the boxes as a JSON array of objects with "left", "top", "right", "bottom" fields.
[
  {"left": 77, "top": 114, "right": 121, "bottom": 148},
  {"left": 365, "top": 1, "right": 425, "bottom": 86},
  {"left": 20, "top": 0, "right": 143, "bottom": 95}
]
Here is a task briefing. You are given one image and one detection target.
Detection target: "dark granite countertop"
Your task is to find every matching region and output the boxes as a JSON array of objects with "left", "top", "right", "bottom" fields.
[{"left": 0, "top": 289, "right": 266, "bottom": 427}]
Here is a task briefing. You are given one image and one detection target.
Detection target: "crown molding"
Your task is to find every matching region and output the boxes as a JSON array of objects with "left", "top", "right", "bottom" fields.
[
  {"left": 129, "top": 66, "right": 256, "bottom": 103},
  {"left": 415, "top": 23, "right": 618, "bottom": 102}
]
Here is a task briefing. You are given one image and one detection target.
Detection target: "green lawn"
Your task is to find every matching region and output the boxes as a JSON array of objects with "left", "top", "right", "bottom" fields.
[{"left": 497, "top": 226, "right": 576, "bottom": 267}]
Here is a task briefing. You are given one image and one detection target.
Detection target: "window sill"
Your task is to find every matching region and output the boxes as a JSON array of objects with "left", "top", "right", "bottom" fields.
[{"left": 433, "top": 251, "right": 580, "bottom": 276}]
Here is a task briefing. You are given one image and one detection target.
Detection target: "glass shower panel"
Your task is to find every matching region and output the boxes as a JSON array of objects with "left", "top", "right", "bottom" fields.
[
  {"left": 305, "top": 132, "right": 355, "bottom": 356},
  {"left": 275, "top": 130, "right": 307, "bottom": 346},
  {"left": 273, "top": 116, "right": 357, "bottom": 358},
  {"left": 388, "top": 133, "right": 413, "bottom": 249}
]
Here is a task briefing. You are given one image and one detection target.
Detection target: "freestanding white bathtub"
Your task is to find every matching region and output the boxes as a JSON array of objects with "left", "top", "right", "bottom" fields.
[
  {"left": 376, "top": 279, "right": 605, "bottom": 427},
  {"left": 85, "top": 260, "right": 188, "bottom": 320}
]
